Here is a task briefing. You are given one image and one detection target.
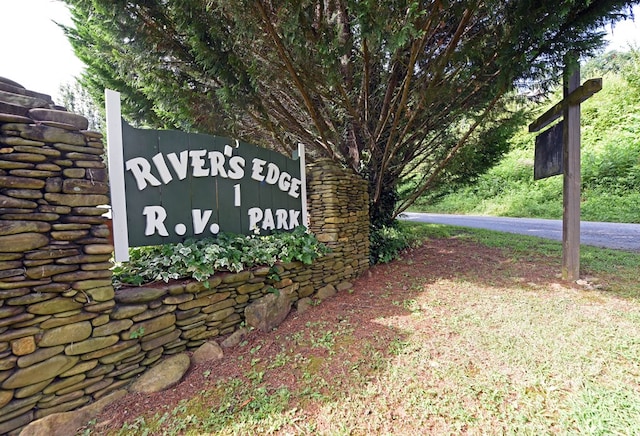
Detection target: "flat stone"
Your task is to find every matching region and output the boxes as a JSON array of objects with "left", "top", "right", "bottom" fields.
[
  {"left": 125, "top": 313, "right": 176, "bottom": 339},
  {"left": 28, "top": 298, "right": 83, "bottom": 315},
  {"left": 110, "top": 304, "right": 147, "bottom": 320},
  {"left": 236, "top": 282, "right": 265, "bottom": 295},
  {"left": 140, "top": 328, "right": 181, "bottom": 351},
  {"left": 37, "top": 321, "right": 92, "bottom": 347},
  {"left": 163, "top": 293, "right": 194, "bottom": 305},
  {"left": 10, "top": 169, "right": 57, "bottom": 177},
  {"left": 62, "top": 179, "right": 109, "bottom": 194},
  {"left": 39, "top": 312, "right": 96, "bottom": 329},
  {"left": 42, "top": 374, "right": 86, "bottom": 395},
  {"left": 62, "top": 168, "right": 85, "bottom": 178},
  {"left": 0, "top": 411, "right": 34, "bottom": 435},
  {"left": 244, "top": 292, "right": 292, "bottom": 332},
  {"left": 25, "top": 248, "right": 80, "bottom": 260},
  {"left": 83, "top": 244, "right": 114, "bottom": 255},
  {"left": 93, "top": 319, "right": 133, "bottom": 337},
  {"left": 220, "top": 327, "right": 249, "bottom": 348},
  {"left": 0, "top": 90, "right": 49, "bottom": 108},
  {"left": 6, "top": 292, "right": 56, "bottom": 306},
  {"left": 51, "top": 230, "right": 90, "bottom": 241},
  {"left": 206, "top": 307, "right": 235, "bottom": 322},
  {"left": 2, "top": 188, "right": 43, "bottom": 199},
  {"left": 80, "top": 261, "right": 113, "bottom": 271},
  {"left": 296, "top": 297, "right": 314, "bottom": 313},
  {"left": 82, "top": 340, "right": 136, "bottom": 361},
  {"left": 0, "top": 389, "right": 14, "bottom": 408},
  {"left": 0, "top": 279, "right": 49, "bottom": 291},
  {"left": 11, "top": 336, "right": 36, "bottom": 356},
  {"left": 85, "top": 286, "right": 115, "bottom": 302},
  {"left": 43, "top": 193, "right": 109, "bottom": 207},
  {"left": 0, "top": 287, "right": 28, "bottom": 299},
  {"left": 316, "top": 284, "right": 337, "bottom": 300},
  {"left": 130, "top": 353, "right": 190, "bottom": 394},
  {"left": 55, "top": 143, "right": 103, "bottom": 155},
  {"left": 35, "top": 163, "right": 62, "bottom": 171},
  {"left": 201, "top": 298, "right": 235, "bottom": 314},
  {"left": 74, "top": 160, "right": 105, "bottom": 168},
  {"left": 52, "top": 269, "right": 111, "bottom": 282},
  {"left": 0, "top": 232, "right": 48, "bottom": 252},
  {"left": 0, "top": 159, "right": 33, "bottom": 169},
  {"left": 60, "top": 360, "right": 99, "bottom": 377},
  {"left": 32, "top": 282, "right": 70, "bottom": 293},
  {"left": 71, "top": 207, "right": 106, "bottom": 218},
  {"left": 56, "top": 254, "right": 110, "bottom": 264},
  {"left": 2, "top": 354, "right": 78, "bottom": 389},
  {"left": 177, "top": 291, "right": 230, "bottom": 310},
  {"left": 0, "top": 193, "right": 38, "bottom": 208},
  {"left": 71, "top": 279, "right": 113, "bottom": 290},
  {"left": 0, "top": 326, "right": 40, "bottom": 343},
  {"left": 28, "top": 108, "right": 89, "bottom": 130},
  {"left": 132, "top": 304, "right": 176, "bottom": 322},
  {"left": 98, "top": 344, "right": 141, "bottom": 365},
  {"left": 14, "top": 379, "right": 53, "bottom": 400},
  {"left": 0, "top": 268, "right": 25, "bottom": 279},
  {"left": 13, "top": 124, "right": 86, "bottom": 145},
  {"left": 115, "top": 287, "right": 167, "bottom": 304},
  {"left": 18, "top": 389, "right": 126, "bottom": 436},
  {"left": 13, "top": 145, "right": 61, "bottom": 158},
  {"left": 222, "top": 271, "right": 252, "bottom": 284},
  {"left": 64, "top": 335, "right": 119, "bottom": 356},
  {"left": 1, "top": 212, "right": 60, "bottom": 221},
  {"left": 25, "top": 264, "right": 78, "bottom": 279},
  {"left": 16, "top": 345, "right": 64, "bottom": 369}
]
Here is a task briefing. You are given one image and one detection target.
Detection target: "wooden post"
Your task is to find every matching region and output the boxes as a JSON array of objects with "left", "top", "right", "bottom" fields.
[
  {"left": 562, "top": 57, "right": 581, "bottom": 281},
  {"left": 529, "top": 58, "right": 601, "bottom": 282}
]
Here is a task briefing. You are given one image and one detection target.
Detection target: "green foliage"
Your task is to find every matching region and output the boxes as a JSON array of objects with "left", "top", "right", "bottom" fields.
[
  {"left": 62, "top": 0, "right": 635, "bottom": 224},
  {"left": 112, "top": 227, "right": 328, "bottom": 287},
  {"left": 370, "top": 221, "right": 420, "bottom": 264},
  {"left": 58, "top": 79, "right": 105, "bottom": 132},
  {"left": 419, "top": 47, "right": 640, "bottom": 223},
  {"left": 129, "top": 327, "right": 145, "bottom": 339}
]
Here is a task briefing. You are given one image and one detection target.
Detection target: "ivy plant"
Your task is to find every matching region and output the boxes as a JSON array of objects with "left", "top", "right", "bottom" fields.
[{"left": 111, "top": 227, "right": 329, "bottom": 288}]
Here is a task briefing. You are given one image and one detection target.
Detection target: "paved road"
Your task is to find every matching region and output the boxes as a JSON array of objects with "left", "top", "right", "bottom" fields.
[{"left": 400, "top": 213, "right": 640, "bottom": 252}]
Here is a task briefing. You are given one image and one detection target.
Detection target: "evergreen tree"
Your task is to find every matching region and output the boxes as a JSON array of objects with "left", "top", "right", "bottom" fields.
[{"left": 61, "top": 0, "right": 638, "bottom": 227}]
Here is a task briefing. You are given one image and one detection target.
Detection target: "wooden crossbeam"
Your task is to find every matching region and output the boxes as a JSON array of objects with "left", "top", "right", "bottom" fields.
[{"left": 528, "top": 78, "right": 602, "bottom": 133}]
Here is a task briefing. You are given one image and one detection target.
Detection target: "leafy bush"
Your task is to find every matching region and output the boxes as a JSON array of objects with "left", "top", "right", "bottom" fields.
[
  {"left": 112, "top": 227, "right": 329, "bottom": 288},
  {"left": 370, "top": 222, "right": 418, "bottom": 264}
]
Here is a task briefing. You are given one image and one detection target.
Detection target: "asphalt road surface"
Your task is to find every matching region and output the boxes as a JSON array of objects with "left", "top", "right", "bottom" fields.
[{"left": 400, "top": 213, "right": 640, "bottom": 252}]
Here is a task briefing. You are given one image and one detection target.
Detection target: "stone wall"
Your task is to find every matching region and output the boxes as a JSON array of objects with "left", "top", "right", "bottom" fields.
[{"left": 0, "top": 77, "right": 370, "bottom": 434}]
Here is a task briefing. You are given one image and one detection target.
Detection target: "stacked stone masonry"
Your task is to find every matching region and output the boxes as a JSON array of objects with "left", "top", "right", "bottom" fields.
[{"left": 0, "top": 77, "right": 370, "bottom": 434}]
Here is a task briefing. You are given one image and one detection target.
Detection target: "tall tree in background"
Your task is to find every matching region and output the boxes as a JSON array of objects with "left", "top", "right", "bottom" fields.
[
  {"left": 59, "top": 80, "right": 105, "bottom": 132},
  {"left": 62, "top": 0, "right": 637, "bottom": 227}
]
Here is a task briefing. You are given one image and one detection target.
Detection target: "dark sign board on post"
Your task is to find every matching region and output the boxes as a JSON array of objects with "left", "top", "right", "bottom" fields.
[
  {"left": 106, "top": 90, "right": 308, "bottom": 262},
  {"left": 534, "top": 120, "right": 564, "bottom": 180}
]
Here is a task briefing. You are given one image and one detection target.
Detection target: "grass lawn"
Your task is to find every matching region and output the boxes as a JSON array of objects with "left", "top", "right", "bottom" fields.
[{"left": 83, "top": 223, "right": 640, "bottom": 435}]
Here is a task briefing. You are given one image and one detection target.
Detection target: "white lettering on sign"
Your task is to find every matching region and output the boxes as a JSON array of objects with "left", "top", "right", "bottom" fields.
[
  {"left": 124, "top": 150, "right": 299, "bottom": 198},
  {"left": 142, "top": 206, "right": 169, "bottom": 236},
  {"left": 248, "top": 207, "right": 301, "bottom": 231},
  {"left": 142, "top": 205, "right": 223, "bottom": 237},
  {"left": 250, "top": 158, "right": 300, "bottom": 198}
]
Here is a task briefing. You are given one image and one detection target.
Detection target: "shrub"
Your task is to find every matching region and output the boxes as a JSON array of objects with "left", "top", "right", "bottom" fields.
[
  {"left": 112, "top": 227, "right": 329, "bottom": 288},
  {"left": 370, "top": 222, "right": 418, "bottom": 264}
]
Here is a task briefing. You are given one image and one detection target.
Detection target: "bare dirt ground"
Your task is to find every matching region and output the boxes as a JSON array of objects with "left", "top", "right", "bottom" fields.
[{"left": 86, "top": 236, "right": 577, "bottom": 434}]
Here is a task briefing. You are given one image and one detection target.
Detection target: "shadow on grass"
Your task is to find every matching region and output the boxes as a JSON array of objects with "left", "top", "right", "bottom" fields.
[{"left": 88, "top": 227, "right": 640, "bottom": 434}]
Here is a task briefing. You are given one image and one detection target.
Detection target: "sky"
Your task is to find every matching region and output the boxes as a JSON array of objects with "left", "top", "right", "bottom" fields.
[{"left": 0, "top": 1, "right": 639, "bottom": 103}]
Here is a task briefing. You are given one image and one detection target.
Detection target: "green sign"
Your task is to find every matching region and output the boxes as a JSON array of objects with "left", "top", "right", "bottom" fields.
[{"left": 106, "top": 90, "right": 307, "bottom": 261}]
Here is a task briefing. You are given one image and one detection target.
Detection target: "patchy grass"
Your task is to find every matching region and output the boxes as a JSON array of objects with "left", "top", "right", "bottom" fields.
[{"left": 83, "top": 224, "right": 640, "bottom": 435}]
